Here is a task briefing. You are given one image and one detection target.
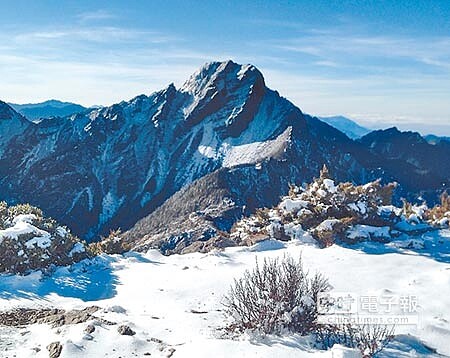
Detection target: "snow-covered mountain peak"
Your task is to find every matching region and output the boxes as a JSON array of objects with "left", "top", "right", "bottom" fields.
[
  {"left": 1, "top": 61, "right": 448, "bottom": 244},
  {"left": 179, "top": 60, "right": 267, "bottom": 138},
  {"left": 68, "top": 61, "right": 269, "bottom": 135},
  {"left": 180, "top": 60, "right": 264, "bottom": 96}
]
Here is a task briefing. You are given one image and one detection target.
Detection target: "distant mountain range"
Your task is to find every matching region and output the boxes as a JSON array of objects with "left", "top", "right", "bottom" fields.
[
  {"left": 318, "top": 115, "right": 450, "bottom": 145},
  {"left": 0, "top": 61, "right": 449, "bottom": 250},
  {"left": 317, "top": 115, "right": 371, "bottom": 139},
  {"left": 424, "top": 134, "right": 450, "bottom": 145},
  {"left": 8, "top": 100, "right": 86, "bottom": 121}
]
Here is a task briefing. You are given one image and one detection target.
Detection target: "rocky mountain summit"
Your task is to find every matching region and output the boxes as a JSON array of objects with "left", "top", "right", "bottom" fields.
[{"left": 0, "top": 61, "right": 449, "bottom": 247}]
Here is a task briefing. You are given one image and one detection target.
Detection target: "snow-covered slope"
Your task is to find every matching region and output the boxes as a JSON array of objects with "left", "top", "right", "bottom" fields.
[
  {"left": 0, "top": 61, "right": 371, "bottom": 241},
  {"left": 0, "top": 61, "right": 448, "bottom": 244},
  {"left": 0, "top": 231, "right": 449, "bottom": 357},
  {"left": 0, "top": 61, "right": 296, "bottom": 240}
]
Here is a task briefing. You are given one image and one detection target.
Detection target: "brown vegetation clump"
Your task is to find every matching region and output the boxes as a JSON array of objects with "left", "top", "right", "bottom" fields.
[
  {"left": 424, "top": 191, "right": 450, "bottom": 225},
  {"left": 88, "top": 229, "right": 131, "bottom": 255},
  {"left": 0, "top": 201, "right": 89, "bottom": 274},
  {"left": 230, "top": 165, "right": 448, "bottom": 248}
]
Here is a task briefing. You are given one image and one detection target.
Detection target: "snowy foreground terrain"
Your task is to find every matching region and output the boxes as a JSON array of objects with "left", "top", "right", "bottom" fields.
[{"left": 1, "top": 230, "right": 449, "bottom": 357}]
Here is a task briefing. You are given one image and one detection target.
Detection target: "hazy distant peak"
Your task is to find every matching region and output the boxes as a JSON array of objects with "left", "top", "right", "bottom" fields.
[
  {"left": 8, "top": 100, "right": 86, "bottom": 121},
  {"left": 317, "top": 115, "right": 370, "bottom": 139}
]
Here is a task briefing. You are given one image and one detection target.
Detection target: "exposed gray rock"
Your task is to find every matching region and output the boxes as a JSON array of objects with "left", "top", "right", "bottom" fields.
[
  {"left": 180, "top": 236, "right": 236, "bottom": 254},
  {"left": 166, "top": 348, "right": 176, "bottom": 358},
  {"left": 0, "top": 306, "right": 101, "bottom": 327},
  {"left": 46, "top": 341, "right": 62, "bottom": 358},
  {"left": 84, "top": 324, "right": 95, "bottom": 334},
  {"left": 117, "top": 324, "right": 135, "bottom": 336}
]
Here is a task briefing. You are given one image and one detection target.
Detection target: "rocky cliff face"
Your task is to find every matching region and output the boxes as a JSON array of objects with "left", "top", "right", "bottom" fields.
[
  {"left": 0, "top": 61, "right": 448, "bottom": 244},
  {"left": 0, "top": 61, "right": 304, "bottom": 240},
  {"left": 0, "top": 101, "right": 30, "bottom": 156}
]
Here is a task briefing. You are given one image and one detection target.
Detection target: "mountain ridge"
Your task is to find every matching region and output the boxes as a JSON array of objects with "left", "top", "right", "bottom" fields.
[
  {"left": 8, "top": 100, "right": 87, "bottom": 121},
  {"left": 0, "top": 61, "right": 448, "bottom": 244}
]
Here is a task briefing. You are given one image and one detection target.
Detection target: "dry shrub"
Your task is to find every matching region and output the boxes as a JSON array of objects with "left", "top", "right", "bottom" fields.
[
  {"left": 312, "top": 217, "right": 356, "bottom": 247},
  {"left": 425, "top": 191, "right": 450, "bottom": 223},
  {"left": 402, "top": 199, "right": 414, "bottom": 217},
  {"left": 313, "top": 228, "right": 336, "bottom": 248},
  {"left": 88, "top": 229, "right": 131, "bottom": 255},
  {"left": 223, "top": 254, "right": 330, "bottom": 335},
  {"left": 254, "top": 209, "right": 271, "bottom": 227}
]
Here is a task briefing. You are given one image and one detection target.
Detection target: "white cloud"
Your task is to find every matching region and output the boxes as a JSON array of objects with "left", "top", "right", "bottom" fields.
[
  {"left": 1, "top": 20, "right": 449, "bottom": 135},
  {"left": 77, "top": 9, "right": 117, "bottom": 22},
  {"left": 11, "top": 27, "right": 174, "bottom": 45},
  {"left": 0, "top": 24, "right": 217, "bottom": 106},
  {"left": 270, "top": 33, "right": 450, "bottom": 72}
]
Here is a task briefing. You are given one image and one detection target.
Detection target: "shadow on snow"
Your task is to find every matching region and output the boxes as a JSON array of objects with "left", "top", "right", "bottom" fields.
[{"left": 0, "top": 252, "right": 162, "bottom": 302}]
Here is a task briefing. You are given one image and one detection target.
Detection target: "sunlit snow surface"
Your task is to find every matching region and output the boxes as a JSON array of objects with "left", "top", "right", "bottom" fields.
[{"left": 1, "top": 230, "right": 450, "bottom": 357}]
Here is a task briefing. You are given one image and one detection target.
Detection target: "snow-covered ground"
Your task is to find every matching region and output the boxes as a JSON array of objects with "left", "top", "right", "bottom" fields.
[{"left": 1, "top": 230, "right": 449, "bottom": 357}]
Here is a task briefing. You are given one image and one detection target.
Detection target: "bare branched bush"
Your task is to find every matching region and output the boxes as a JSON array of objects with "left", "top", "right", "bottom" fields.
[
  {"left": 316, "top": 323, "right": 395, "bottom": 357},
  {"left": 223, "top": 254, "right": 330, "bottom": 335}
]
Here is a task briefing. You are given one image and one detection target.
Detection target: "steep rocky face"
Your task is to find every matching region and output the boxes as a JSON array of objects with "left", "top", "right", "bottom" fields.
[
  {"left": 0, "top": 101, "right": 30, "bottom": 156},
  {"left": 124, "top": 115, "right": 450, "bottom": 253},
  {"left": 124, "top": 116, "right": 392, "bottom": 253},
  {"left": 0, "top": 62, "right": 448, "bottom": 244},
  {"left": 0, "top": 61, "right": 306, "bottom": 240}
]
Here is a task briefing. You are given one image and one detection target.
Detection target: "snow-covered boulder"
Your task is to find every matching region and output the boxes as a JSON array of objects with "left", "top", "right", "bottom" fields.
[{"left": 346, "top": 225, "right": 391, "bottom": 242}]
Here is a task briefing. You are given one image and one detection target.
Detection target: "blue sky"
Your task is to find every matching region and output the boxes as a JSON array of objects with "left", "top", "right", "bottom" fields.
[{"left": 1, "top": 0, "right": 449, "bottom": 134}]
